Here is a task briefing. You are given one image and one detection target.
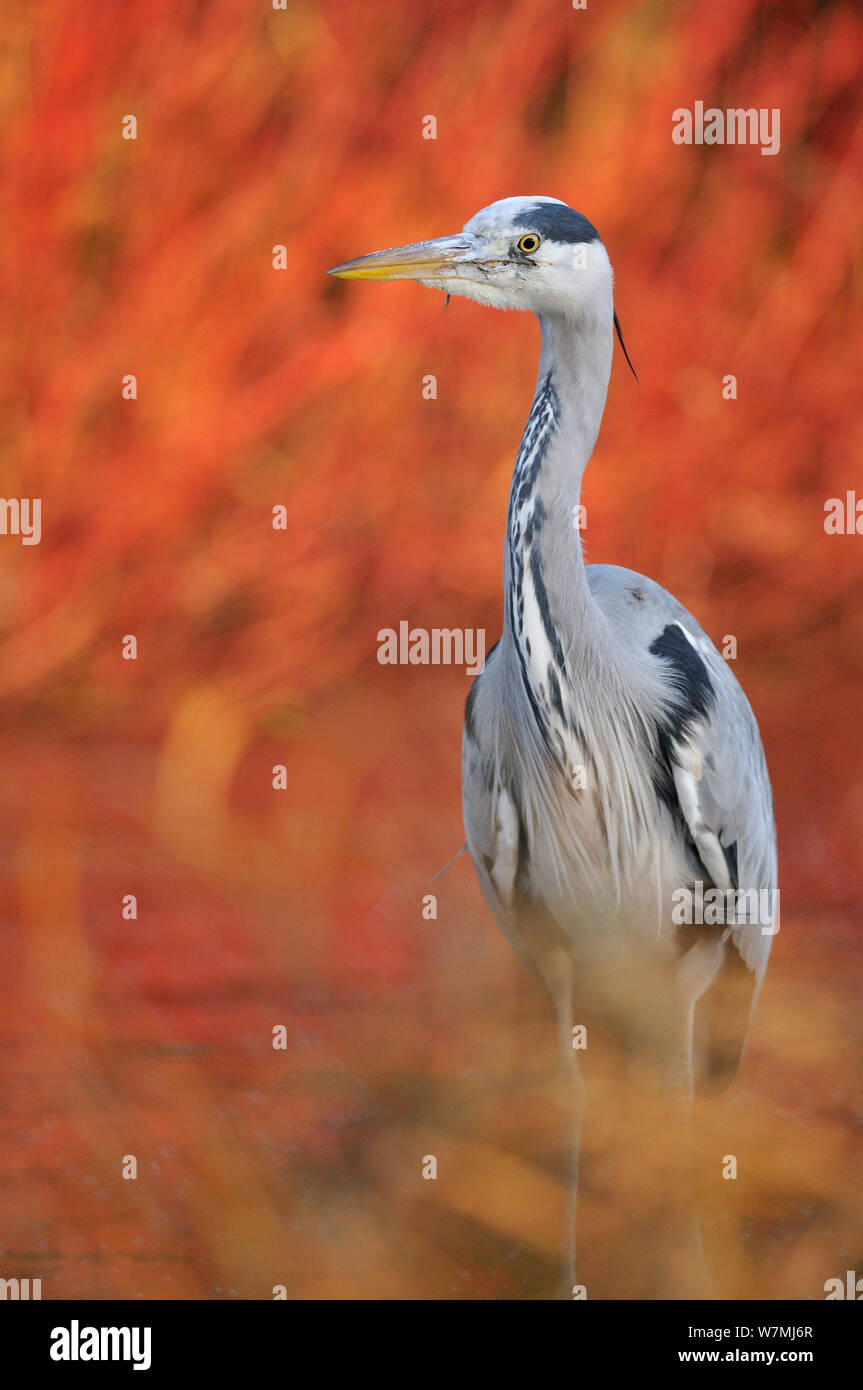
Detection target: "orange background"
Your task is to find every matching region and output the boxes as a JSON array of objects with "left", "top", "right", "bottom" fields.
[{"left": 0, "top": 0, "right": 861, "bottom": 1298}]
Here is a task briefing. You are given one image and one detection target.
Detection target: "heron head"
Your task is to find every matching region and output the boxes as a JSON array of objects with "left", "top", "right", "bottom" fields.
[{"left": 328, "top": 196, "right": 615, "bottom": 323}]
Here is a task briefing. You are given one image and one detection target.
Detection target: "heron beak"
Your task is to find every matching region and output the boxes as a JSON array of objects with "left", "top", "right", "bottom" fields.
[{"left": 327, "top": 235, "right": 474, "bottom": 282}]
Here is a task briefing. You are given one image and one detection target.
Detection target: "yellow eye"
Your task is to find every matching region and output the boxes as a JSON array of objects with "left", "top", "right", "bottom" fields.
[{"left": 517, "top": 233, "right": 541, "bottom": 255}]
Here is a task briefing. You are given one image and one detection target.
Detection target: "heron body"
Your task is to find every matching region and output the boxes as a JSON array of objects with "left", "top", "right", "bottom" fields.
[{"left": 330, "top": 196, "right": 777, "bottom": 1292}]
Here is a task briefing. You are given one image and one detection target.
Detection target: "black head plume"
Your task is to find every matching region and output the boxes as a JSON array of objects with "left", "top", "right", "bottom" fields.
[{"left": 614, "top": 311, "right": 638, "bottom": 381}]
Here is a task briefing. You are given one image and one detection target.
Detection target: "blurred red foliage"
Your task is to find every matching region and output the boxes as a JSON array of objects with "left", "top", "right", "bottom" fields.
[{"left": 0, "top": 0, "right": 860, "bottom": 1298}]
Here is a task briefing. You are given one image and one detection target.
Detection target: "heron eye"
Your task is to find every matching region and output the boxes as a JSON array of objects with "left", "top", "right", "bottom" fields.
[{"left": 517, "top": 233, "right": 541, "bottom": 255}]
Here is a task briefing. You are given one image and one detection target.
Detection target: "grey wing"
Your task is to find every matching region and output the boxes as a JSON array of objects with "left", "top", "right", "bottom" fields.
[
  {"left": 684, "top": 647, "right": 778, "bottom": 978},
  {"left": 462, "top": 646, "right": 526, "bottom": 962},
  {"left": 462, "top": 642, "right": 552, "bottom": 984},
  {"left": 645, "top": 604, "right": 777, "bottom": 1081},
  {"left": 590, "top": 565, "right": 777, "bottom": 1080},
  {"left": 652, "top": 616, "right": 777, "bottom": 972}
]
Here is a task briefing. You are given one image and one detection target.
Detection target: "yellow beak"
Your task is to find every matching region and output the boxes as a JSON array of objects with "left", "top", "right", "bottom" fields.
[{"left": 327, "top": 234, "right": 474, "bottom": 282}]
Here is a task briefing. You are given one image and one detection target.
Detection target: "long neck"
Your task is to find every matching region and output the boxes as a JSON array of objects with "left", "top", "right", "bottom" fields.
[{"left": 504, "top": 307, "right": 614, "bottom": 683}]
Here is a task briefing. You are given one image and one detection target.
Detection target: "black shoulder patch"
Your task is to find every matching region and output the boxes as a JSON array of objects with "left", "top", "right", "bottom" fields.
[
  {"left": 649, "top": 623, "right": 715, "bottom": 739},
  {"left": 648, "top": 624, "right": 717, "bottom": 877},
  {"left": 512, "top": 203, "right": 600, "bottom": 246}
]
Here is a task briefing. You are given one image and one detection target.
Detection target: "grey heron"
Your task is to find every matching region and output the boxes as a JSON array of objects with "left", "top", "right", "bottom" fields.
[{"left": 329, "top": 196, "right": 777, "bottom": 1295}]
